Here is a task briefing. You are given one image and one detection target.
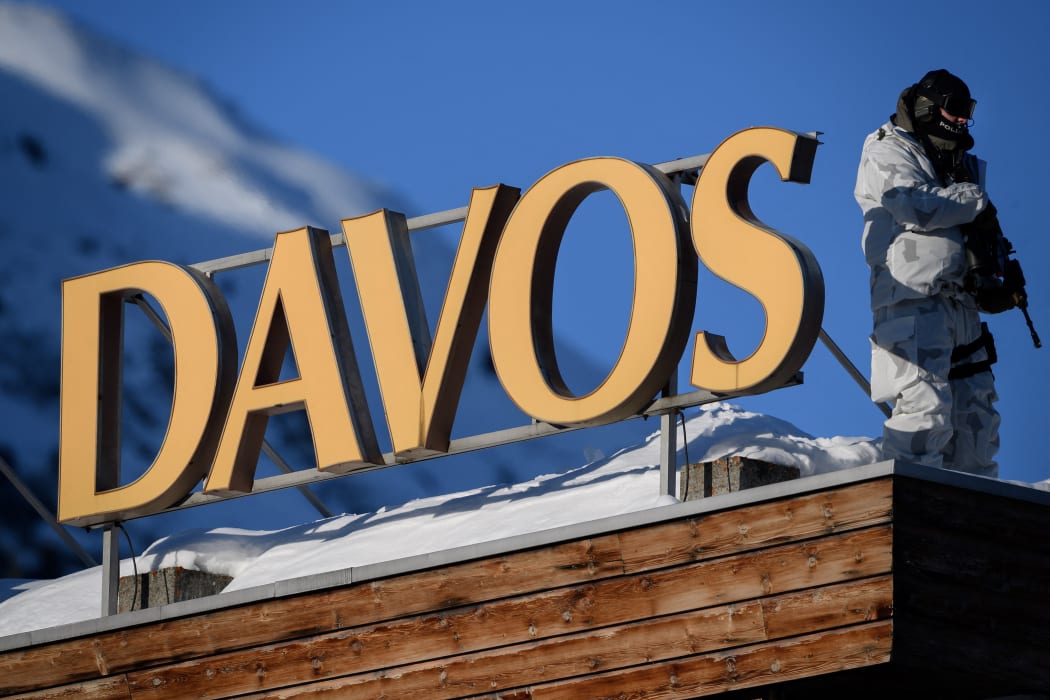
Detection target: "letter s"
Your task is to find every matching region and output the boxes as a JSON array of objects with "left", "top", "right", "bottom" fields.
[{"left": 690, "top": 127, "right": 824, "bottom": 393}]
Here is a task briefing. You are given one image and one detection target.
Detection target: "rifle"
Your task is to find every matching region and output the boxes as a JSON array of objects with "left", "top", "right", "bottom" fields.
[{"left": 961, "top": 202, "right": 1042, "bottom": 348}]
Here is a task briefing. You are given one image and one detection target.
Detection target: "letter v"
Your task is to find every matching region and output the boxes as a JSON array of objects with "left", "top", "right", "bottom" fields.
[{"left": 342, "top": 185, "right": 519, "bottom": 457}]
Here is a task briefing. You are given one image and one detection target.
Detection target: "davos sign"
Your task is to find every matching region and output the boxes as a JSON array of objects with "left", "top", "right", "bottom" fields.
[{"left": 58, "top": 127, "right": 825, "bottom": 527}]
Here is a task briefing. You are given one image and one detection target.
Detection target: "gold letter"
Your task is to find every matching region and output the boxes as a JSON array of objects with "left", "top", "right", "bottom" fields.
[
  {"left": 489, "top": 158, "right": 695, "bottom": 426},
  {"left": 342, "top": 185, "right": 519, "bottom": 457},
  {"left": 205, "top": 227, "right": 381, "bottom": 495},
  {"left": 58, "top": 262, "right": 236, "bottom": 525},
  {"left": 690, "top": 127, "right": 824, "bottom": 393}
]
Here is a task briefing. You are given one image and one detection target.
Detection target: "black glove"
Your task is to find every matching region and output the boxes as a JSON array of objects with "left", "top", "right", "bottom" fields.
[
  {"left": 967, "top": 201, "right": 999, "bottom": 234},
  {"left": 974, "top": 283, "right": 1016, "bottom": 314}
]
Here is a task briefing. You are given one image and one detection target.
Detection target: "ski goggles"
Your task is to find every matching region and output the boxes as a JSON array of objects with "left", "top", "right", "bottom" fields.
[{"left": 939, "top": 94, "right": 977, "bottom": 120}]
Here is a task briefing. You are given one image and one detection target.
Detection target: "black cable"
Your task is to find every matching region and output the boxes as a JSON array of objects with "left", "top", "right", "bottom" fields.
[
  {"left": 116, "top": 522, "right": 139, "bottom": 611},
  {"left": 679, "top": 410, "right": 690, "bottom": 468},
  {"left": 679, "top": 410, "right": 690, "bottom": 500}
]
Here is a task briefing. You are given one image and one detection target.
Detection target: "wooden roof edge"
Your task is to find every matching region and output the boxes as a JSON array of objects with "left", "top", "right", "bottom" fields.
[
  {"left": 891, "top": 460, "right": 1050, "bottom": 507},
  {"left": 2, "top": 459, "right": 1046, "bottom": 653}
]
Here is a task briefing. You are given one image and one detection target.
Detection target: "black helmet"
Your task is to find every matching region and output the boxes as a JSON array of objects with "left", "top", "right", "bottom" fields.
[
  {"left": 912, "top": 69, "right": 976, "bottom": 150},
  {"left": 915, "top": 69, "right": 975, "bottom": 120}
]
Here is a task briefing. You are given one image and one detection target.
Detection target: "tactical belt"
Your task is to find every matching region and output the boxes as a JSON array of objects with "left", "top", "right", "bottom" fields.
[{"left": 949, "top": 322, "right": 997, "bottom": 380}]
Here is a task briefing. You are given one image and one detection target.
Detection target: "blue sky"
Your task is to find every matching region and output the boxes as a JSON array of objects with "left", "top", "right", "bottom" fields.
[{"left": 29, "top": 0, "right": 1050, "bottom": 484}]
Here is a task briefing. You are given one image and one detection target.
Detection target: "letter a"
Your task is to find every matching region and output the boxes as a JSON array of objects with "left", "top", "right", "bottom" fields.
[{"left": 205, "top": 227, "right": 381, "bottom": 495}]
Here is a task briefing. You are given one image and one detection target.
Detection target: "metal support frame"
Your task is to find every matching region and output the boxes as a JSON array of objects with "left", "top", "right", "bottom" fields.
[
  {"left": 100, "top": 525, "right": 119, "bottom": 616},
  {"left": 0, "top": 455, "right": 95, "bottom": 567},
  {"left": 261, "top": 442, "right": 333, "bottom": 519},
  {"left": 818, "top": 328, "right": 892, "bottom": 419},
  {"left": 658, "top": 370, "right": 680, "bottom": 499}
]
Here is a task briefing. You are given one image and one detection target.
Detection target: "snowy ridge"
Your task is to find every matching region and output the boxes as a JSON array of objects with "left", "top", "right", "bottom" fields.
[
  {"left": 0, "top": 2, "right": 388, "bottom": 235},
  {"left": 0, "top": 403, "right": 886, "bottom": 636}
]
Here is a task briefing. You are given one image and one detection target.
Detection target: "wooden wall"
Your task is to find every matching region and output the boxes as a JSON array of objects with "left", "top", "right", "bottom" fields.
[
  {"left": 1, "top": 471, "right": 1046, "bottom": 699},
  {"left": 891, "top": 477, "right": 1050, "bottom": 697}
]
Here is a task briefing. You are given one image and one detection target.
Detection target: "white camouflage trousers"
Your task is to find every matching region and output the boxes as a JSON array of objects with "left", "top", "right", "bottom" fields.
[{"left": 870, "top": 293, "right": 1000, "bottom": 477}]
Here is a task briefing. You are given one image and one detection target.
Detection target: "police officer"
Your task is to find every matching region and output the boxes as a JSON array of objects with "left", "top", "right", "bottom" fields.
[{"left": 855, "top": 69, "right": 999, "bottom": 477}]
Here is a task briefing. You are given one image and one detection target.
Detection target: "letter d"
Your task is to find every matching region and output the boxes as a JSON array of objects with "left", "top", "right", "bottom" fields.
[{"left": 58, "top": 262, "right": 236, "bottom": 526}]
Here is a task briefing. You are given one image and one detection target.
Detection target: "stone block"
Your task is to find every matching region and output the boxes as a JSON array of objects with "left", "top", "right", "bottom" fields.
[
  {"left": 679, "top": 455, "right": 800, "bottom": 501},
  {"left": 118, "top": 567, "right": 232, "bottom": 613}
]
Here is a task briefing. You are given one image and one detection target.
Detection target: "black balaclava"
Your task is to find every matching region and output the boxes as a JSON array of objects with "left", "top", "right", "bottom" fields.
[
  {"left": 891, "top": 69, "right": 976, "bottom": 179},
  {"left": 913, "top": 69, "right": 975, "bottom": 152}
]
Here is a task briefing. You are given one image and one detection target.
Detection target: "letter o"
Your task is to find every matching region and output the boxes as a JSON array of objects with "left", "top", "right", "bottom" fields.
[{"left": 488, "top": 157, "right": 695, "bottom": 426}]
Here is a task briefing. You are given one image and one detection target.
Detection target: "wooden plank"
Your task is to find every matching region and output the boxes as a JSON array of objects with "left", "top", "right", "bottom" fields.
[
  {"left": 760, "top": 575, "right": 893, "bottom": 639},
  {"left": 228, "top": 577, "right": 893, "bottom": 700},
  {"left": 4, "top": 675, "right": 130, "bottom": 700},
  {"left": 492, "top": 620, "right": 894, "bottom": 700},
  {"left": 0, "top": 479, "right": 893, "bottom": 695},
  {"left": 617, "top": 478, "right": 893, "bottom": 572},
  {"left": 123, "top": 528, "right": 891, "bottom": 699},
  {"left": 238, "top": 606, "right": 765, "bottom": 700},
  {"left": 0, "top": 647, "right": 102, "bottom": 698}
]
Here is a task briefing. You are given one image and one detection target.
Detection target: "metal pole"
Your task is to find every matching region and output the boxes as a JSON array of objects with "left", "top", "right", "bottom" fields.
[
  {"left": 188, "top": 153, "right": 714, "bottom": 277},
  {"left": 658, "top": 369, "right": 680, "bottom": 499},
  {"left": 100, "top": 524, "right": 120, "bottom": 616},
  {"left": 655, "top": 168, "right": 699, "bottom": 502},
  {"left": 0, "top": 455, "right": 96, "bottom": 567},
  {"left": 262, "top": 443, "right": 333, "bottom": 518},
  {"left": 818, "top": 327, "right": 892, "bottom": 419}
]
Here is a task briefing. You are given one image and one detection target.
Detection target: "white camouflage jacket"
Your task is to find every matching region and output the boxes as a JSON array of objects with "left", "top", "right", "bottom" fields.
[{"left": 854, "top": 120, "right": 988, "bottom": 310}]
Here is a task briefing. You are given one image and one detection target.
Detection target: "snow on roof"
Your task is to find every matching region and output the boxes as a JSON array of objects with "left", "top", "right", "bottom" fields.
[{"left": 0, "top": 402, "right": 884, "bottom": 637}]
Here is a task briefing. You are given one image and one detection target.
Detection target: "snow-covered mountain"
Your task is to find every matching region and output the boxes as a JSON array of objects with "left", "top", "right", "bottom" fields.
[{"left": 0, "top": 2, "right": 649, "bottom": 579}]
